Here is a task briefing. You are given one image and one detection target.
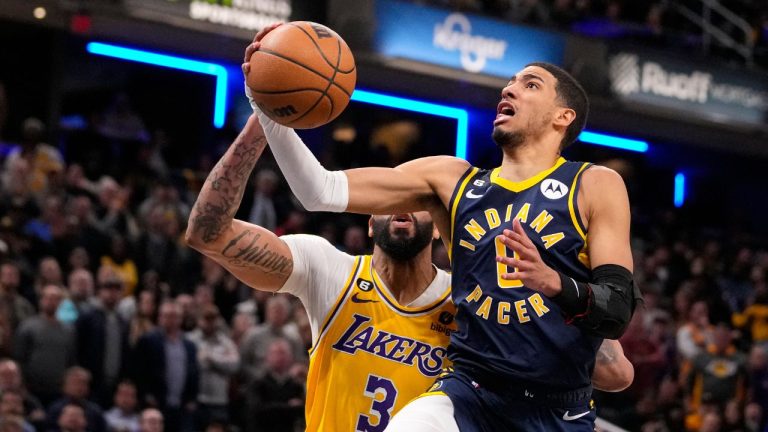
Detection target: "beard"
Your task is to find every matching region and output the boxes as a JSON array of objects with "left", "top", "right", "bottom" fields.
[
  {"left": 492, "top": 126, "right": 525, "bottom": 148},
  {"left": 371, "top": 215, "right": 434, "bottom": 261}
]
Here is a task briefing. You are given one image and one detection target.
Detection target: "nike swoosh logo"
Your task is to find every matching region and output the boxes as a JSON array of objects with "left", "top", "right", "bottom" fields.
[
  {"left": 562, "top": 410, "right": 590, "bottom": 421},
  {"left": 465, "top": 189, "right": 484, "bottom": 199},
  {"left": 351, "top": 293, "right": 378, "bottom": 304}
]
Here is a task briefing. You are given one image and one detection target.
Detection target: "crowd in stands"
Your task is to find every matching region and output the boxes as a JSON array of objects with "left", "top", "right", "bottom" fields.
[
  {"left": 0, "top": 59, "right": 767, "bottom": 432},
  {"left": 415, "top": 0, "right": 768, "bottom": 66}
]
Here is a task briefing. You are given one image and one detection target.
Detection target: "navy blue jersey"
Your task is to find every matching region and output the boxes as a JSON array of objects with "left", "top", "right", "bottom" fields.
[{"left": 448, "top": 157, "right": 602, "bottom": 390}]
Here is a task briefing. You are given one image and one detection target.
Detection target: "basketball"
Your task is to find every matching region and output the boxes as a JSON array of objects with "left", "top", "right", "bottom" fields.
[{"left": 246, "top": 21, "right": 357, "bottom": 129}]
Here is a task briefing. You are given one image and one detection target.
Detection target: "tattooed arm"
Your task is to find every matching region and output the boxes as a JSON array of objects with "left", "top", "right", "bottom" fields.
[
  {"left": 185, "top": 114, "right": 293, "bottom": 291},
  {"left": 591, "top": 339, "right": 634, "bottom": 392}
]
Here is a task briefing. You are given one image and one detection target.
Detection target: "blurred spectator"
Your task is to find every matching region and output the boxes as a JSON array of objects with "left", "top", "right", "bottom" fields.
[
  {"left": 93, "top": 178, "right": 138, "bottom": 242},
  {"left": 748, "top": 346, "right": 768, "bottom": 415},
  {"left": 67, "top": 269, "right": 95, "bottom": 315},
  {"left": 97, "top": 94, "right": 149, "bottom": 144},
  {"left": 137, "top": 182, "right": 188, "bottom": 227},
  {"left": 229, "top": 312, "right": 255, "bottom": 350},
  {"left": 133, "top": 301, "right": 198, "bottom": 432},
  {"left": 678, "top": 300, "right": 715, "bottom": 361},
  {"left": 187, "top": 305, "right": 239, "bottom": 428},
  {"left": 55, "top": 403, "right": 87, "bottom": 432},
  {"left": 104, "top": 382, "right": 139, "bottom": 432},
  {"left": 100, "top": 236, "right": 138, "bottom": 297},
  {"left": 127, "top": 291, "right": 157, "bottom": 347},
  {"left": 0, "top": 390, "right": 35, "bottom": 432},
  {"left": 47, "top": 368, "right": 106, "bottom": 432},
  {"left": 0, "top": 262, "right": 34, "bottom": 332},
  {"left": 733, "top": 288, "right": 768, "bottom": 346},
  {"left": 14, "top": 284, "right": 74, "bottom": 405},
  {"left": 246, "top": 170, "right": 278, "bottom": 232},
  {"left": 0, "top": 359, "right": 45, "bottom": 425},
  {"left": 138, "top": 409, "right": 162, "bottom": 432},
  {"left": 134, "top": 207, "right": 184, "bottom": 288},
  {"left": 239, "top": 296, "right": 303, "bottom": 385},
  {"left": 341, "top": 225, "right": 366, "bottom": 255},
  {"left": 3, "top": 118, "right": 63, "bottom": 196},
  {"left": 685, "top": 324, "right": 748, "bottom": 430},
  {"left": 35, "top": 257, "right": 63, "bottom": 296},
  {"left": 198, "top": 258, "right": 240, "bottom": 324},
  {"left": 67, "top": 248, "right": 91, "bottom": 274},
  {"left": 75, "top": 267, "right": 129, "bottom": 405},
  {"left": 245, "top": 338, "right": 303, "bottom": 432},
  {"left": 175, "top": 295, "right": 196, "bottom": 333}
]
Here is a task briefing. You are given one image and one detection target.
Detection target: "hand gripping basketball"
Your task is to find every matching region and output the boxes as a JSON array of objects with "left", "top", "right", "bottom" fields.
[{"left": 243, "top": 21, "right": 356, "bottom": 129}]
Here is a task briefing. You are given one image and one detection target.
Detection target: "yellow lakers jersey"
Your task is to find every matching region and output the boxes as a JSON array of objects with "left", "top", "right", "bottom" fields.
[{"left": 305, "top": 255, "right": 456, "bottom": 431}]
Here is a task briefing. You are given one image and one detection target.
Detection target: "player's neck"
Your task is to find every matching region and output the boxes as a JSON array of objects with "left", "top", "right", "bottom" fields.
[
  {"left": 372, "top": 247, "right": 437, "bottom": 306},
  {"left": 498, "top": 141, "right": 561, "bottom": 182}
]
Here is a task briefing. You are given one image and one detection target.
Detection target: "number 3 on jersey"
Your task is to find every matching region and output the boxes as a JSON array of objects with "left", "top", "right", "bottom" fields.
[
  {"left": 356, "top": 375, "right": 398, "bottom": 432},
  {"left": 495, "top": 237, "right": 523, "bottom": 288}
]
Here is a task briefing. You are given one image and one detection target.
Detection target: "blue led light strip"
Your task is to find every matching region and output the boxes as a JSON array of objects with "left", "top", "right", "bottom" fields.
[
  {"left": 578, "top": 131, "right": 649, "bottom": 153},
  {"left": 351, "top": 89, "right": 469, "bottom": 159},
  {"left": 86, "top": 42, "right": 228, "bottom": 128},
  {"left": 674, "top": 172, "right": 686, "bottom": 208}
]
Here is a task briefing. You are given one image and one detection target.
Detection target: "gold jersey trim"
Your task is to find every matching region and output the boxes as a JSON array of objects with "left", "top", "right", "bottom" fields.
[{"left": 490, "top": 157, "right": 566, "bottom": 192}]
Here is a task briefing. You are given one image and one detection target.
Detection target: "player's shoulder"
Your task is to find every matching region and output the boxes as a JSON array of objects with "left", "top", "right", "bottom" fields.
[
  {"left": 280, "top": 234, "right": 354, "bottom": 260},
  {"left": 581, "top": 164, "right": 627, "bottom": 195},
  {"left": 400, "top": 155, "right": 471, "bottom": 178}
]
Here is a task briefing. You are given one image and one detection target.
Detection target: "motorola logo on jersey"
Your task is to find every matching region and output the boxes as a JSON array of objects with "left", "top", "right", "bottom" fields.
[
  {"left": 332, "top": 314, "right": 448, "bottom": 377},
  {"left": 540, "top": 179, "right": 568, "bottom": 200},
  {"left": 357, "top": 278, "right": 373, "bottom": 292}
]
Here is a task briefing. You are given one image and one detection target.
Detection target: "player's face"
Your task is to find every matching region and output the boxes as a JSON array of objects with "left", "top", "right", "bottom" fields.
[
  {"left": 492, "top": 66, "right": 560, "bottom": 148},
  {"left": 371, "top": 211, "right": 434, "bottom": 261}
]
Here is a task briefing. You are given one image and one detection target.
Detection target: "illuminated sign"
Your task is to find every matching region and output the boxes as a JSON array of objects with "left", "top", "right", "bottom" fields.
[{"left": 374, "top": 0, "right": 564, "bottom": 78}]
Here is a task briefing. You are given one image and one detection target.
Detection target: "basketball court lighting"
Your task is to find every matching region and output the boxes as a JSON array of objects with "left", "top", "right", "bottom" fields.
[
  {"left": 33, "top": 7, "right": 46, "bottom": 19},
  {"left": 351, "top": 89, "right": 469, "bottom": 159},
  {"left": 674, "top": 172, "right": 686, "bottom": 207},
  {"left": 86, "top": 42, "right": 228, "bottom": 128},
  {"left": 578, "top": 131, "right": 649, "bottom": 153}
]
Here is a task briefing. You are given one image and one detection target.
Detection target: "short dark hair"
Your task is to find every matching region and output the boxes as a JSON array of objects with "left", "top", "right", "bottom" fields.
[{"left": 526, "top": 62, "right": 589, "bottom": 149}]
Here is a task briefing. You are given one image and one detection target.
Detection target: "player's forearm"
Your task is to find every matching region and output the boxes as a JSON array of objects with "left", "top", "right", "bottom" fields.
[
  {"left": 253, "top": 110, "right": 349, "bottom": 212},
  {"left": 592, "top": 339, "right": 634, "bottom": 392},
  {"left": 186, "top": 114, "right": 267, "bottom": 248}
]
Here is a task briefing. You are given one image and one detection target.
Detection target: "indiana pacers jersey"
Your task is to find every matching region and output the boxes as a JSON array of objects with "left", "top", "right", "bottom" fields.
[
  {"left": 305, "top": 254, "right": 456, "bottom": 431},
  {"left": 448, "top": 157, "right": 602, "bottom": 390}
]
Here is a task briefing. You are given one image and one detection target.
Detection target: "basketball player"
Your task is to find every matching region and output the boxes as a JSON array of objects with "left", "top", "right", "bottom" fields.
[
  {"left": 242, "top": 23, "right": 640, "bottom": 431},
  {"left": 185, "top": 111, "right": 633, "bottom": 430}
]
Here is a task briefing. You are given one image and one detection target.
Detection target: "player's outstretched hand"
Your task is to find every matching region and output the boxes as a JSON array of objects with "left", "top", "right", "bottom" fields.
[
  {"left": 496, "top": 218, "right": 561, "bottom": 297},
  {"left": 242, "top": 22, "right": 283, "bottom": 76}
]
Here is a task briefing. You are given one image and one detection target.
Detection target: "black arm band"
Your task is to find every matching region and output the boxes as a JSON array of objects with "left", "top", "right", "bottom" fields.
[{"left": 555, "top": 264, "right": 641, "bottom": 339}]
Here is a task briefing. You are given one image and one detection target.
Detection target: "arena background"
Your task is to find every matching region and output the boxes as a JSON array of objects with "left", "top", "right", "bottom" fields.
[{"left": 0, "top": 0, "right": 767, "bottom": 431}]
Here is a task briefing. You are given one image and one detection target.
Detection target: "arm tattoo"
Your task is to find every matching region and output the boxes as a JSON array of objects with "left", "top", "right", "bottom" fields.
[
  {"left": 596, "top": 342, "right": 617, "bottom": 363},
  {"left": 221, "top": 229, "right": 293, "bottom": 276},
  {"left": 190, "top": 134, "right": 267, "bottom": 243}
]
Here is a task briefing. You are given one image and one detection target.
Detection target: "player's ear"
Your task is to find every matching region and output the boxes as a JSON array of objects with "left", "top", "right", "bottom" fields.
[
  {"left": 368, "top": 217, "right": 374, "bottom": 238},
  {"left": 433, "top": 226, "right": 440, "bottom": 240},
  {"left": 554, "top": 107, "right": 576, "bottom": 128}
]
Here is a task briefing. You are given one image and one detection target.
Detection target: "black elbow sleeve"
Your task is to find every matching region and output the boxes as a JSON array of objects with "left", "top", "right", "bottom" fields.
[{"left": 554, "top": 264, "right": 642, "bottom": 339}]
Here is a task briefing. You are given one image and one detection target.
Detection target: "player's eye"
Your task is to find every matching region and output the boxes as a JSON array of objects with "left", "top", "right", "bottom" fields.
[{"left": 526, "top": 82, "right": 539, "bottom": 89}]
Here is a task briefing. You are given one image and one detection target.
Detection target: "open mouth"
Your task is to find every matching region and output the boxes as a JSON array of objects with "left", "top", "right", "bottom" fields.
[
  {"left": 392, "top": 214, "right": 413, "bottom": 228},
  {"left": 495, "top": 102, "right": 516, "bottom": 124}
]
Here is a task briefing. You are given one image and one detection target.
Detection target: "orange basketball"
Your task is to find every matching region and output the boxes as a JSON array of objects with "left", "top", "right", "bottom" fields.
[{"left": 246, "top": 21, "right": 357, "bottom": 129}]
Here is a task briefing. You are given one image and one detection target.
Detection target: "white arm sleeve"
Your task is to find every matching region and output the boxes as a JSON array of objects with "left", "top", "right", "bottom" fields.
[
  {"left": 246, "top": 84, "right": 348, "bottom": 212},
  {"left": 279, "top": 234, "right": 356, "bottom": 343}
]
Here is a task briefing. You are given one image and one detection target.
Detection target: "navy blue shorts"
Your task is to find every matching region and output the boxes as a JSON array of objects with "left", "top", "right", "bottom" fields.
[{"left": 433, "top": 368, "right": 596, "bottom": 432}]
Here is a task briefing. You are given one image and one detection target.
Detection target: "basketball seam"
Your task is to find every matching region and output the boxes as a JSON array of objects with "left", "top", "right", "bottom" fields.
[
  {"left": 254, "top": 49, "right": 353, "bottom": 98},
  {"left": 286, "top": 38, "right": 341, "bottom": 127},
  {"left": 289, "top": 22, "right": 356, "bottom": 74}
]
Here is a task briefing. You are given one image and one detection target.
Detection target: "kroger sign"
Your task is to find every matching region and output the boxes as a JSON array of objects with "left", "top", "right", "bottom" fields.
[{"left": 375, "top": 0, "right": 564, "bottom": 78}]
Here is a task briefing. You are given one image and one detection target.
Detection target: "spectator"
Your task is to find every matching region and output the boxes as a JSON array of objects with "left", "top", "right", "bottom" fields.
[
  {"left": 340, "top": 225, "right": 366, "bottom": 255},
  {"left": 0, "top": 262, "right": 34, "bottom": 340},
  {"left": 133, "top": 301, "right": 198, "bottom": 432},
  {"left": 55, "top": 403, "right": 87, "bottom": 432},
  {"left": 47, "top": 368, "right": 106, "bottom": 432},
  {"left": 246, "top": 169, "right": 279, "bottom": 232},
  {"left": 67, "top": 269, "right": 95, "bottom": 315},
  {"left": 678, "top": 300, "right": 715, "bottom": 361},
  {"left": 127, "top": 291, "right": 156, "bottom": 347},
  {"left": 239, "top": 295, "right": 303, "bottom": 385},
  {"left": 104, "top": 382, "right": 140, "bottom": 432},
  {"left": 100, "top": 236, "right": 138, "bottom": 298},
  {"left": 0, "top": 390, "right": 35, "bottom": 432},
  {"left": 0, "top": 417, "right": 25, "bottom": 432},
  {"left": 138, "top": 409, "right": 162, "bottom": 432},
  {"left": 187, "top": 305, "right": 239, "bottom": 428},
  {"left": 93, "top": 178, "right": 138, "bottom": 242},
  {"left": 246, "top": 338, "right": 304, "bottom": 432},
  {"left": 229, "top": 312, "right": 255, "bottom": 350},
  {"left": 75, "top": 267, "right": 130, "bottom": 405},
  {"left": 685, "top": 324, "right": 748, "bottom": 429},
  {"left": 3, "top": 118, "right": 63, "bottom": 196},
  {"left": 0, "top": 359, "right": 45, "bottom": 426},
  {"left": 14, "top": 284, "right": 75, "bottom": 405}
]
